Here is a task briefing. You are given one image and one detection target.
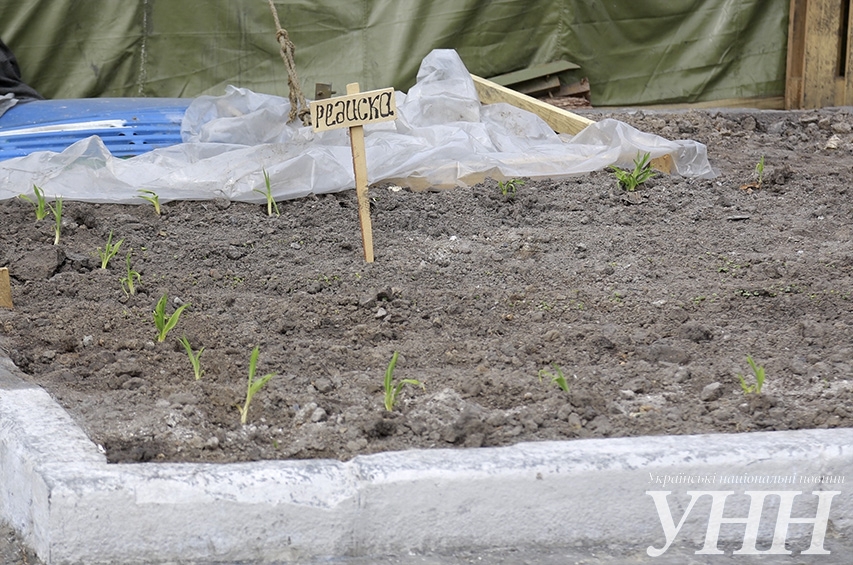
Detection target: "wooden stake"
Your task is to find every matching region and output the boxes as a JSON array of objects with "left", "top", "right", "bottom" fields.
[
  {"left": 310, "top": 83, "right": 395, "bottom": 262},
  {"left": 346, "top": 82, "right": 375, "bottom": 263},
  {"left": 0, "top": 267, "right": 11, "bottom": 309}
]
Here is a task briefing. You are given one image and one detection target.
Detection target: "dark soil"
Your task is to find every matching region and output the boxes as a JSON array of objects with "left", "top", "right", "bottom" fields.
[{"left": 1, "top": 107, "right": 852, "bottom": 464}]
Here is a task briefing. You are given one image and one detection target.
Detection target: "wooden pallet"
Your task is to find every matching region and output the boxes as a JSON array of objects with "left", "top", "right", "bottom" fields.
[{"left": 786, "top": 0, "right": 853, "bottom": 109}]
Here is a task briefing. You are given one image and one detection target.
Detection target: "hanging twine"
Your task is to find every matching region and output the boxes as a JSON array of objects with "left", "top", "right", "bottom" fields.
[{"left": 267, "top": 0, "right": 311, "bottom": 125}]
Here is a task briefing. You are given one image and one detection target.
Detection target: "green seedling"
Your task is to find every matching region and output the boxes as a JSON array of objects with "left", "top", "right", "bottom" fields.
[
  {"left": 98, "top": 231, "right": 124, "bottom": 269},
  {"left": 498, "top": 178, "right": 525, "bottom": 198},
  {"left": 738, "top": 356, "right": 766, "bottom": 394},
  {"left": 18, "top": 184, "right": 48, "bottom": 221},
  {"left": 120, "top": 253, "right": 141, "bottom": 296},
  {"left": 253, "top": 169, "right": 280, "bottom": 217},
  {"left": 238, "top": 346, "right": 275, "bottom": 425},
  {"left": 48, "top": 197, "right": 62, "bottom": 245},
  {"left": 609, "top": 152, "right": 655, "bottom": 192},
  {"left": 538, "top": 363, "right": 570, "bottom": 393},
  {"left": 138, "top": 189, "right": 161, "bottom": 215},
  {"left": 152, "top": 294, "right": 190, "bottom": 342},
  {"left": 383, "top": 351, "right": 424, "bottom": 412},
  {"left": 179, "top": 336, "right": 205, "bottom": 380},
  {"left": 755, "top": 155, "right": 765, "bottom": 188}
]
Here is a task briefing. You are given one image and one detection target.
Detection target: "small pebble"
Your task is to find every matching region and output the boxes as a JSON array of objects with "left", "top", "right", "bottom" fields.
[
  {"left": 310, "top": 407, "right": 328, "bottom": 423},
  {"left": 700, "top": 382, "right": 724, "bottom": 402}
]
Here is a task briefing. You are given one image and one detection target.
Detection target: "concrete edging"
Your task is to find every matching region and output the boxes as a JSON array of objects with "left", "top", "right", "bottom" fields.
[{"left": 1, "top": 357, "right": 852, "bottom": 564}]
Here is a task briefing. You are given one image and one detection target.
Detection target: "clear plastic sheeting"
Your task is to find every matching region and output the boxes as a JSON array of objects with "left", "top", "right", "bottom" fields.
[
  {"left": 0, "top": 93, "right": 16, "bottom": 119},
  {"left": 0, "top": 50, "right": 715, "bottom": 204}
]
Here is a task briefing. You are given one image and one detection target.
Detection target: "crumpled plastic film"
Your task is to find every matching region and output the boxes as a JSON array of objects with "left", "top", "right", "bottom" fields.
[
  {"left": 0, "top": 93, "right": 17, "bottom": 119},
  {"left": 0, "top": 49, "right": 715, "bottom": 204}
]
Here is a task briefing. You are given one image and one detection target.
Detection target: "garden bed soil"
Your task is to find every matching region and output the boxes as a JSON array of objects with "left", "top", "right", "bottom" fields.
[{"left": 1, "top": 107, "right": 852, "bottom": 464}]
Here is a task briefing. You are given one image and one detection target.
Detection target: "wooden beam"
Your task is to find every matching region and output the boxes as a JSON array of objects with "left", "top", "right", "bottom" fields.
[
  {"left": 613, "top": 96, "right": 785, "bottom": 111},
  {"left": 487, "top": 60, "right": 580, "bottom": 88},
  {"left": 514, "top": 75, "right": 560, "bottom": 97},
  {"left": 786, "top": 0, "right": 808, "bottom": 109},
  {"left": 555, "top": 78, "right": 590, "bottom": 98},
  {"left": 0, "top": 267, "right": 11, "bottom": 309},
  {"left": 805, "top": 0, "right": 843, "bottom": 108},
  {"left": 845, "top": 0, "right": 853, "bottom": 105},
  {"left": 471, "top": 74, "right": 672, "bottom": 174},
  {"left": 471, "top": 74, "right": 594, "bottom": 135}
]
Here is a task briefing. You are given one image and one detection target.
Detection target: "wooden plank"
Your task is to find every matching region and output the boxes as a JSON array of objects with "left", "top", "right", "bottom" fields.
[
  {"left": 515, "top": 75, "right": 560, "bottom": 97},
  {"left": 471, "top": 74, "right": 671, "bottom": 174},
  {"left": 0, "top": 267, "right": 11, "bottom": 309},
  {"left": 346, "top": 83, "right": 375, "bottom": 263},
  {"left": 553, "top": 79, "right": 590, "bottom": 98},
  {"left": 471, "top": 74, "right": 594, "bottom": 135},
  {"left": 651, "top": 154, "right": 673, "bottom": 175},
  {"left": 845, "top": 0, "right": 853, "bottom": 104},
  {"left": 803, "top": 0, "right": 844, "bottom": 108},
  {"left": 488, "top": 61, "right": 580, "bottom": 88},
  {"left": 785, "top": 0, "right": 808, "bottom": 109},
  {"left": 837, "top": 76, "right": 848, "bottom": 106},
  {"left": 314, "top": 83, "right": 334, "bottom": 100},
  {"left": 621, "top": 96, "right": 785, "bottom": 111}
]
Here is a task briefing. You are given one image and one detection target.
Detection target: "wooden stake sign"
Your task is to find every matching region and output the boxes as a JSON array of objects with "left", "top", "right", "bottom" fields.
[
  {"left": 310, "top": 83, "right": 397, "bottom": 262},
  {"left": 0, "top": 267, "right": 12, "bottom": 309}
]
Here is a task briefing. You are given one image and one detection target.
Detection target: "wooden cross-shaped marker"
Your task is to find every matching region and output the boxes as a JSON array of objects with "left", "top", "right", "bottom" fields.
[{"left": 310, "top": 82, "right": 397, "bottom": 262}]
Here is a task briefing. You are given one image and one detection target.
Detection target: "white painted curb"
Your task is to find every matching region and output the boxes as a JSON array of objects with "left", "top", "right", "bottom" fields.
[{"left": 2, "top": 358, "right": 852, "bottom": 564}]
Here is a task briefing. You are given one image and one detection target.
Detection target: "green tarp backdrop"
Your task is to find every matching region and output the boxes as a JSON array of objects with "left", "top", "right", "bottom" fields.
[{"left": 0, "top": 0, "right": 788, "bottom": 106}]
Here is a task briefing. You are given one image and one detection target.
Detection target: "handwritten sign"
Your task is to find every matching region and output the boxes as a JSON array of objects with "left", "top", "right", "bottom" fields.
[
  {"left": 310, "top": 87, "right": 397, "bottom": 132},
  {"left": 309, "top": 84, "right": 398, "bottom": 262}
]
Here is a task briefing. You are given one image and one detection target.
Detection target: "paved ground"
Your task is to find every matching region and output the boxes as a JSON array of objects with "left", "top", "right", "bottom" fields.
[{"left": 4, "top": 522, "right": 850, "bottom": 565}]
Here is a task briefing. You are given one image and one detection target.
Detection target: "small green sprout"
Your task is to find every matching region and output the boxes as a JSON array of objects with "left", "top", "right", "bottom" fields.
[
  {"left": 152, "top": 294, "right": 190, "bottom": 342},
  {"left": 538, "top": 363, "right": 570, "bottom": 393},
  {"left": 48, "top": 197, "right": 62, "bottom": 245},
  {"left": 179, "top": 336, "right": 205, "bottom": 380},
  {"left": 253, "top": 169, "right": 280, "bottom": 217},
  {"left": 738, "top": 356, "right": 766, "bottom": 394},
  {"left": 98, "top": 231, "right": 124, "bottom": 269},
  {"left": 383, "top": 351, "right": 424, "bottom": 412},
  {"left": 120, "top": 253, "right": 141, "bottom": 296},
  {"left": 19, "top": 185, "right": 48, "bottom": 221},
  {"left": 755, "top": 156, "right": 765, "bottom": 188},
  {"left": 238, "top": 346, "right": 275, "bottom": 425},
  {"left": 498, "top": 178, "right": 525, "bottom": 198},
  {"left": 138, "top": 189, "right": 161, "bottom": 215},
  {"left": 609, "top": 152, "right": 655, "bottom": 192}
]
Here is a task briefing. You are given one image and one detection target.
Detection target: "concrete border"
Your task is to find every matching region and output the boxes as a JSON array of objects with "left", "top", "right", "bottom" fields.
[{"left": 2, "top": 356, "right": 852, "bottom": 564}]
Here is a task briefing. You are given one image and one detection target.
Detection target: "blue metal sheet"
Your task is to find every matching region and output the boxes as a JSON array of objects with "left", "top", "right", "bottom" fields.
[{"left": 0, "top": 98, "right": 191, "bottom": 160}]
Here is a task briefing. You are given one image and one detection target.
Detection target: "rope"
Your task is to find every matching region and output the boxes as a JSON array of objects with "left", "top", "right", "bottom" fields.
[{"left": 267, "top": 0, "right": 311, "bottom": 125}]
